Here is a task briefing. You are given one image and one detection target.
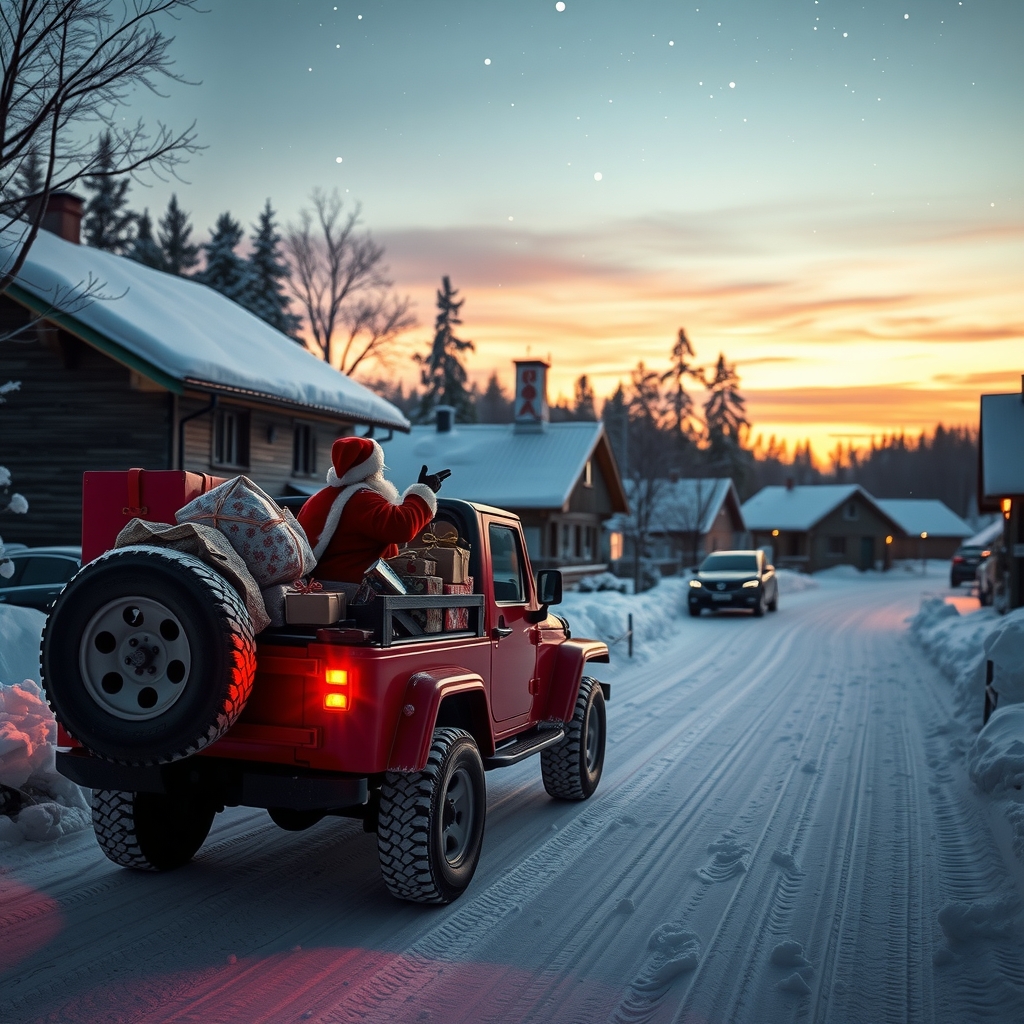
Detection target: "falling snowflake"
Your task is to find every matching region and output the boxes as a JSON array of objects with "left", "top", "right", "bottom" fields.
[
  {"left": 336, "top": 157, "right": 343, "bottom": 163},
  {"left": 484, "top": 58, "right": 491, "bottom": 65},
  {"left": 729, "top": 81, "right": 735, "bottom": 88},
  {"left": 594, "top": 172, "right": 603, "bottom": 181},
  {"left": 555, "top": 1, "right": 565, "bottom": 10}
]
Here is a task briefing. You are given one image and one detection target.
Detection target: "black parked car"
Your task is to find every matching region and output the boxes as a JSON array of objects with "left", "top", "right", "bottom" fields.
[
  {"left": 688, "top": 550, "right": 778, "bottom": 618},
  {"left": 0, "top": 546, "right": 82, "bottom": 611}
]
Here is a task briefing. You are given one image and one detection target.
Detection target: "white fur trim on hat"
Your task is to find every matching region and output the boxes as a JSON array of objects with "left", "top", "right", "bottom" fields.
[
  {"left": 403, "top": 482, "right": 439, "bottom": 518},
  {"left": 311, "top": 473, "right": 414, "bottom": 561},
  {"left": 325, "top": 439, "right": 385, "bottom": 488}
]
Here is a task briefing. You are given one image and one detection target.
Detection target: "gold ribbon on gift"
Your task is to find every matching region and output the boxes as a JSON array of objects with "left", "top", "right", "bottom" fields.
[{"left": 414, "top": 522, "right": 469, "bottom": 553}]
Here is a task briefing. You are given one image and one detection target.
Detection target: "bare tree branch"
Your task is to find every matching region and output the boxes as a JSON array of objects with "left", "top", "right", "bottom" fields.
[{"left": 0, "top": 0, "right": 202, "bottom": 295}]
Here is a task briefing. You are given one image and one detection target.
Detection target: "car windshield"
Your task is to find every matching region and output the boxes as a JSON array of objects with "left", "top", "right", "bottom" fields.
[{"left": 700, "top": 554, "right": 757, "bottom": 572}]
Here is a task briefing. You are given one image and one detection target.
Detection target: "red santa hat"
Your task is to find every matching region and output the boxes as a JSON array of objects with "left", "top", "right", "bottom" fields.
[{"left": 326, "top": 436, "right": 385, "bottom": 487}]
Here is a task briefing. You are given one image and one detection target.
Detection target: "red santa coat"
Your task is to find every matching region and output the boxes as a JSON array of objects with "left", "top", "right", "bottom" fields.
[{"left": 298, "top": 475, "right": 436, "bottom": 584}]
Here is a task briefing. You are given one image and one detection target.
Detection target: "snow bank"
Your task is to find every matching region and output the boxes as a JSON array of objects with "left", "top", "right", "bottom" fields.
[
  {"left": 775, "top": 569, "right": 819, "bottom": 595},
  {"left": 968, "top": 705, "right": 1024, "bottom": 795},
  {"left": 0, "top": 603, "right": 45, "bottom": 685},
  {"left": 560, "top": 578, "right": 688, "bottom": 664},
  {"left": 0, "top": 678, "right": 90, "bottom": 846},
  {"left": 0, "top": 607, "right": 89, "bottom": 846}
]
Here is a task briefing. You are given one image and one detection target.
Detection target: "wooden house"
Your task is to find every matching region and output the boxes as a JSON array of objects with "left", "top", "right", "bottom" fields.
[
  {"left": 0, "top": 195, "right": 409, "bottom": 547},
  {"left": 742, "top": 483, "right": 904, "bottom": 573},
  {"left": 352, "top": 361, "right": 629, "bottom": 582},
  {"left": 875, "top": 499, "right": 972, "bottom": 560}
]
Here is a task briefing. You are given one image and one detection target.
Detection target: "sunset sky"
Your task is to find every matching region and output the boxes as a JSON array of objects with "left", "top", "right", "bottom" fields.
[{"left": 123, "top": 0, "right": 1022, "bottom": 458}]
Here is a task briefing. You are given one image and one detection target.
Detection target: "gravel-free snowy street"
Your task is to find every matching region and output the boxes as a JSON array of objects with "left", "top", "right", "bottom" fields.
[{"left": 4, "top": 570, "right": 1024, "bottom": 1024}]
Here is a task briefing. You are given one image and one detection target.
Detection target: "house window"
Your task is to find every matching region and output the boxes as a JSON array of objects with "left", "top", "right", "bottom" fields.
[
  {"left": 212, "top": 408, "right": 250, "bottom": 469},
  {"left": 583, "top": 459, "right": 593, "bottom": 487},
  {"left": 827, "top": 536, "right": 846, "bottom": 556},
  {"left": 292, "top": 423, "right": 316, "bottom": 476},
  {"left": 609, "top": 531, "right": 623, "bottom": 561},
  {"left": 549, "top": 521, "right": 559, "bottom": 558},
  {"left": 843, "top": 501, "right": 859, "bottom": 521}
]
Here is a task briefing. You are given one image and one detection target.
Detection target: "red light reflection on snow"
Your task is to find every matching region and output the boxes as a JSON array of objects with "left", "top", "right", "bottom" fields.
[
  {"left": 0, "top": 879, "right": 64, "bottom": 973},
  {"left": 40, "top": 947, "right": 621, "bottom": 1023}
]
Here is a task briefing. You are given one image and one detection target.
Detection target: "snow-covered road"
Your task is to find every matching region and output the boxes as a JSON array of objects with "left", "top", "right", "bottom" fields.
[{"left": 4, "top": 573, "right": 1024, "bottom": 1023}]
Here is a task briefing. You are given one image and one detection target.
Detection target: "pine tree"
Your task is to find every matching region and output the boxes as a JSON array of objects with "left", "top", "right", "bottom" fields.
[
  {"left": 573, "top": 374, "right": 597, "bottom": 420},
  {"left": 158, "top": 194, "right": 200, "bottom": 275},
  {"left": 82, "top": 132, "right": 134, "bottom": 253},
  {"left": 415, "top": 276, "right": 476, "bottom": 423},
  {"left": 661, "top": 328, "right": 702, "bottom": 440},
  {"left": 601, "top": 383, "right": 629, "bottom": 477},
  {"left": 703, "top": 354, "right": 750, "bottom": 481},
  {"left": 14, "top": 146, "right": 44, "bottom": 217},
  {"left": 195, "top": 212, "right": 251, "bottom": 303},
  {"left": 477, "top": 372, "right": 512, "bottom": 423},
  {"left": 242, "top": 200, "right": 302, "bottom": 337},
  {"left": 127, "top": 209, "right": 166, "bottom": 270}
]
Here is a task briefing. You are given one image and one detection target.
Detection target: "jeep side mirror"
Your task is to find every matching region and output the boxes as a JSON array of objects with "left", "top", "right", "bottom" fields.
[{"left": 536, "top": 569, "right": 562, "bottom": 606}]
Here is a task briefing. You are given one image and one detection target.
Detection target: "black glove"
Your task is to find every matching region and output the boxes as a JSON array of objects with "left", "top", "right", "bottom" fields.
[{"left": 418, "top": 465, "right": 452, "bottom": 494}]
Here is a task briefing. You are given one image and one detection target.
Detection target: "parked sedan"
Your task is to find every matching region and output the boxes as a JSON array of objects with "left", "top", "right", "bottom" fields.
[
  {"left": 688, "top": 550, "right": 778, "bottom": 618},
  {"left": 0, "top": 546, "right": 82, "bottom": 611}
]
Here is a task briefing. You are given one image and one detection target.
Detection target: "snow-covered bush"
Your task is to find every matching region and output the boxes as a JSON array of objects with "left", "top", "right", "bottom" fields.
[
  {"left": 967, "top": 704, "right": 1024, "bottom": 795},
  {"left": 577, "top": 572, "right": 629, "bottom": 594}
]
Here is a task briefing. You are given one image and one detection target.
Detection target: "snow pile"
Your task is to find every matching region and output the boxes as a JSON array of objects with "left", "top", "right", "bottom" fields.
[
  {"left": 967, "top": 705, "right": 1024, "bottom": 795},
  {"left": 0, "top": 678, "right": 90, "bottom": 846},
  {"left": 912, "top": 602, "right": 1024, "bottom": 722},
  {"left": 577, "top": 572, "right": 628, "bottom": 594},
  {"left": 561, "top": 578, "right": 688, "bottom": 663},
  {"left": 775, "top": 569, "right": 819, "bottom": 595},
  {"left": 0, "top": 605, "right": 89, "bottom": 845}
]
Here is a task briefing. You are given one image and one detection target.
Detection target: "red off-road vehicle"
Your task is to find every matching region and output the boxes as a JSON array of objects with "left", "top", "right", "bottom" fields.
[{"left": 45, "top": 473, "right": 609, "bottom": 903}]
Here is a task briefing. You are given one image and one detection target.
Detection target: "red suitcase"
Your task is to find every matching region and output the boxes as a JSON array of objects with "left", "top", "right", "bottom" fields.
[{"left": 81, "top": 469, "right": 225, "bottom": 563}]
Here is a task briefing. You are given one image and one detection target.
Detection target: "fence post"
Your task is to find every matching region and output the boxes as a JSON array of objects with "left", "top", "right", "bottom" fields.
[{"left": 628, "top": 613, "right": 633, "bottom": 658}]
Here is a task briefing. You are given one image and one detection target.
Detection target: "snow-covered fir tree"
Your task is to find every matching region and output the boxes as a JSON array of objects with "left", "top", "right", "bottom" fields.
[
  {"left": 243, "top": 200, "right": 301, "bottom": 337},
  {"left": 415, "top": 276, "right": 476, "bottom": 423},
  {"left": 476, "top": 372, "right": 512, "bottom": 423},
  {"left": 195, "top": 212, "right": 251, "bottom": 303},
  {"left": 82, "top": 132, "right": 134, "bottom": 253},
  {"left": 127, "top": 210, "right": 165, "bottom": 270},
  {"left": 703, "top": 353, "right": 750, "bottom": 480},
  {"left": 157, "top": 194, "right": 200, "bottom": 275}
]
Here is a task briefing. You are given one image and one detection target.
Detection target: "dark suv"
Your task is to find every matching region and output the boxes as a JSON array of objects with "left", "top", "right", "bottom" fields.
[
  {"left": 688, "top": 549, "right": 778, "bottom": 617},
  {"left": 0, "top": 546, "right": 82, "bottom": 611}
]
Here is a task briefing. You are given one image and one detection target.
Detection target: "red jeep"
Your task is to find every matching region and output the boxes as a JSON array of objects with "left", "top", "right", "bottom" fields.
[{"left": 45, "top": 474, "right": 609, "bottom": 904}]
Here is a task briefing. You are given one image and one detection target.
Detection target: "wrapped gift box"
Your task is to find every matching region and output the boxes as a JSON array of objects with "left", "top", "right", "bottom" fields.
[
  {"left": 400, "top": 575, "right": 443, "bottom": 595},
  {"left": 386, "top": 555, "right": 437, "bottom": 577},
  {"left": 409, "top": 607, "right": 443, "bottom": 633},
  {"left": 443, "top": 577, "right": 474, "bottom": 630},
  {"left": 414, "top": 545, "right": 470, "bottom": 584},
  {"left": 286, "top": 590, "right": 346, "bottom": 625}
]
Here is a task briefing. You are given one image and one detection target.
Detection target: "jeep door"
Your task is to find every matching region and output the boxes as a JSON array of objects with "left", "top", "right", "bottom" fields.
[{"left": 486, "top": 519, "right": 537, "bottom": 722}]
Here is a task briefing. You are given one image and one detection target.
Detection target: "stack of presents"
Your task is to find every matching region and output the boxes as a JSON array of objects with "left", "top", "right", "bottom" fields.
[{"left": 385, "top": 522, "right": 473, "bottom": 633}]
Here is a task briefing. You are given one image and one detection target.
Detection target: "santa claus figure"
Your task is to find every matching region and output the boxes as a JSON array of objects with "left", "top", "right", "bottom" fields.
[{"left": 297, "top": 436, "right": 450, "bottom": 583}]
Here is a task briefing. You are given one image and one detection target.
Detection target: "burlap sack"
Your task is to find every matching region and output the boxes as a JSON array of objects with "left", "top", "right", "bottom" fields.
[
  {"left": 115, "top": 519, "right": 270, "bottom": 633},
  {"left": 175, "top": 475, "right": 315, "bottom": 587}
]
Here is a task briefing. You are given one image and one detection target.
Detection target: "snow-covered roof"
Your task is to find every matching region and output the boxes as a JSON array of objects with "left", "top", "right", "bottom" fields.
[
  {"left": 741, "top": 484, "right": 895, "bottom": 532},
  {"left": 350, "top": 421, "right": 625, "bottom": 510},
  {"left": 875, "top": 499, "right": 972, "bottom": 539},
  {"left": 2, "top": 227, "right": 409, "bottom": 430},
  {"left": 606, "top": 477, "right": 742, "bottom": 535},
  {"left": 980, "top": 390, "right": 1024, "bottom": 498}
]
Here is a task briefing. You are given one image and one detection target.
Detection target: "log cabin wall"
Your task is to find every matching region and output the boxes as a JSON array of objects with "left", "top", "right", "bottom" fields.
[
  {"left": 0, "top": 298, "right": 170, "bottom": 546},
  {"left": 177, "top": 392, "right": 352, "bottom": 498}
]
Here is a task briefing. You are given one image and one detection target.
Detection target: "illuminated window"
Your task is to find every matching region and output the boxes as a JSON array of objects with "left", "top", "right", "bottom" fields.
[{"left": 609, "top": 531, "right": 623, "bottom": 561}]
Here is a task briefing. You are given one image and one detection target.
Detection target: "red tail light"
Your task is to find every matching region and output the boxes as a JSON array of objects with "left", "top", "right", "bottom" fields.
[
  {"left": 952, "top": 556, "right": 964, "bottom": 564},
  {"left": 324, "top": 668, "right": 349, "bottom": 710}
]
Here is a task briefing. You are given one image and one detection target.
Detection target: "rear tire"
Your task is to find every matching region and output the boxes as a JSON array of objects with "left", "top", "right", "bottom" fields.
[
  {"left": 92, "top": 789, "right": 215, "bottom": 871},
  {"left": 377, "top": 728, "right": 486, "bottom": 904},
  {"left": 42, "top": 547, "right": 256, "bottom": 765},
  {"left": 541, "top": 676, "right": 606, "bottom": 801},
  {"left": 753, "top": 590, "right": 766, "bottom": 617},
  {"left": 767, "top": 590, "right": 778, "bottom": 612}
]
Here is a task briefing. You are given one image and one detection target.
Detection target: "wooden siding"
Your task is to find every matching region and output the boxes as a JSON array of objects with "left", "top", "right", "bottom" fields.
[{"left": 0, "top": 298, "right": 170, "bottom": 546}]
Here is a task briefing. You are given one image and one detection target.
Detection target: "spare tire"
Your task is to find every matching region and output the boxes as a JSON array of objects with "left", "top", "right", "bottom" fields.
[{"left": 41, "top": 546, "right": 256, "bottom": 765}]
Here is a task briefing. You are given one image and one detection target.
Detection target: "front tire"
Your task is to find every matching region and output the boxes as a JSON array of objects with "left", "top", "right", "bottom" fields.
[
  {"left": 689, "top": 605, "right": 702, "bottom": 618},
  {"left": 752, "top": 590, "right": 766, "bottom": 617},
  {"left": 767, "top": 589, "right": 778, "bottom": 612},
  {"left": 42, "top": 547, "right": 256, "bottom": 765},
  {"left": 541, "top": 676, "right": 606, "bottom": 800},
  {"left": 92, "top": 789, "right": 215, "bottom": 871},
  {"left": 377, "top": 728, "right": 486, "bottom": 904}
]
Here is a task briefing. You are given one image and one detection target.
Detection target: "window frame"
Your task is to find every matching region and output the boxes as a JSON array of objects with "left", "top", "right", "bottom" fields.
[
  {"left": 488, "top": 522, "right": 528, "bottom": 606},
  {"left": 292, "top": 421, "right": 317, "bottom": 477},
  {"left": 211, "top": 407, "right": 251, "bottom": 470}
]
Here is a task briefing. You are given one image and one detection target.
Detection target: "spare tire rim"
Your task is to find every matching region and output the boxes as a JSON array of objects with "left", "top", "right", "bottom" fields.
[{"left": 79, "top": 597, "right": 193, "bottom": 721}]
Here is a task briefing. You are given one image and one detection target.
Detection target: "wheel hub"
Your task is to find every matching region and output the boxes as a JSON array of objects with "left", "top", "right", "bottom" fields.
[
  {"left": 441, "top": 767, "right": 475, "bottom": 867},
  {"left": 79, "top": 597, "right": 192, "bottom": 721}
]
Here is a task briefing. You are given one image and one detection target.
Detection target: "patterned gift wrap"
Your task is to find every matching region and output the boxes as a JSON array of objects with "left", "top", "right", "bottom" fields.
[
  {"left": 443, "top": 577, "right": 474, "bottom": 630},
  {"left": 409, "top": 607, "right": 443, "bottom": 633},
  {"left": 175, "top": 475, "right": 315, "bottom": 587},
  {"left": 386, "top": 555, "right": 437, "bottom": 577},
  {"left": 399, "top": 575, "right": 443, "bottom": 595}
]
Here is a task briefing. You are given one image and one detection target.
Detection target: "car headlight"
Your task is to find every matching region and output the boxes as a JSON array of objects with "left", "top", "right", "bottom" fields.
[
  {"left": 742, "top": 579, "right": 760, "bottom": 588},
  {"left": 689, "top": 579, "right": 703, "bottom": 588}
]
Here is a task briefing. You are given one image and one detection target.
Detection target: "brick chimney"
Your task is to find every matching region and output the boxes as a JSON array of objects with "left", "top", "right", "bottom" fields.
[
  {"left": 40, "top": 191, "right": 84, "bottom": 244},
  {"left": 513, "top": 359, "right": 549, "bottom": 433}
]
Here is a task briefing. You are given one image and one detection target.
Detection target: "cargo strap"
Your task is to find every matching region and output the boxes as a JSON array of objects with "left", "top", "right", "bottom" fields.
[{"left": 122, "top": 468, "right": 149, "bottom": 517}]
